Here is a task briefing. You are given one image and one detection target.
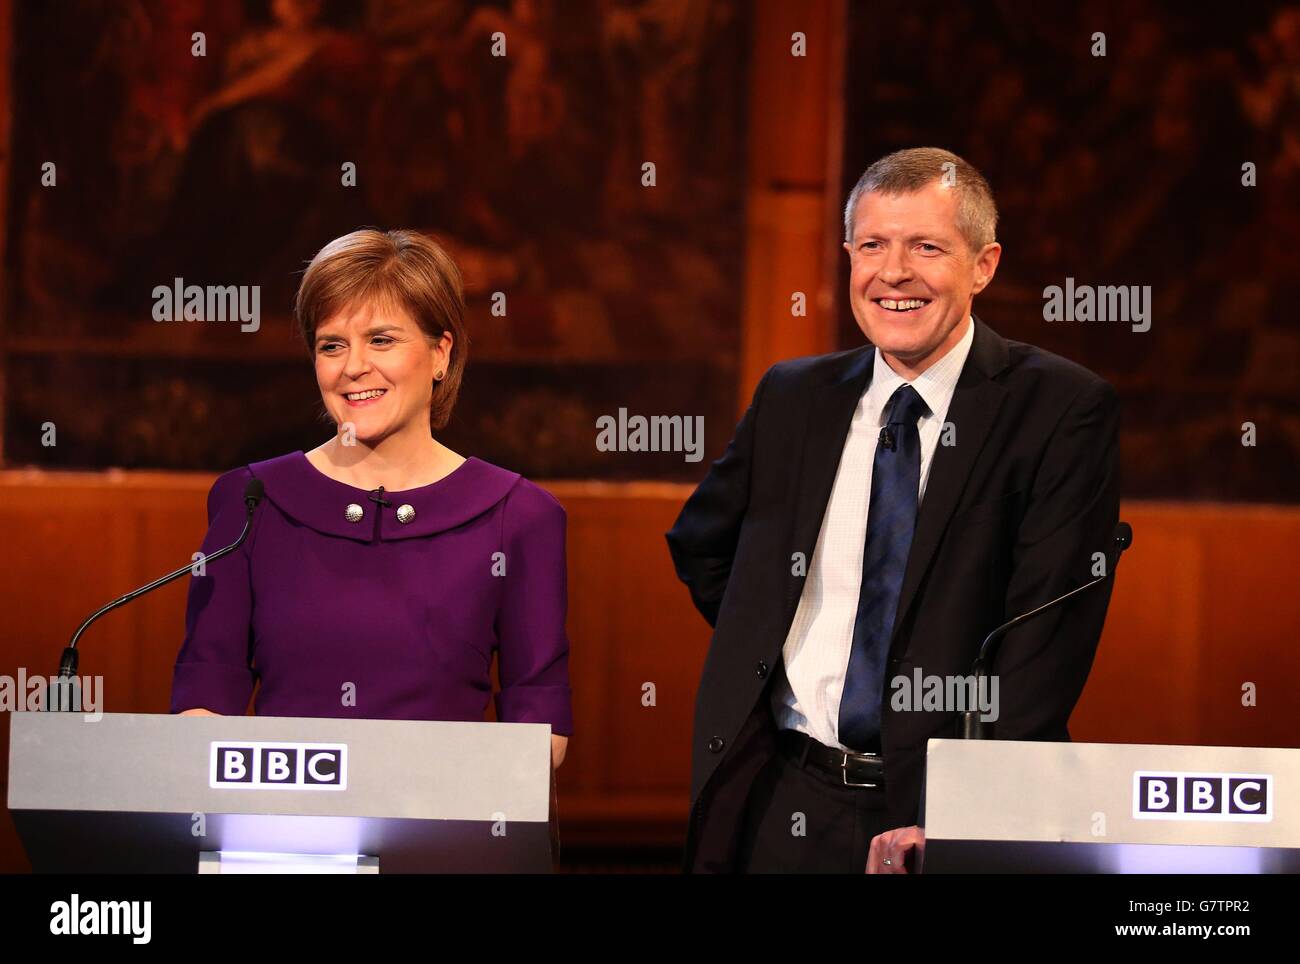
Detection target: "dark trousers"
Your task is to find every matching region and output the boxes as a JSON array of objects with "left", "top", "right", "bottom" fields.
[{"left": 736, "top": 730, "right": 893, "bottom": 874}]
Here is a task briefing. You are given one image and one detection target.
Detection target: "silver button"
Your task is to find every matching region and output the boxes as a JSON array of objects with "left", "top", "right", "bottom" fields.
[
  {"left": 396, "top": 504, "right": 416, "bottom": 524},
  {"left": 344, "top": 503, "right": 364, "bottom": 523}
]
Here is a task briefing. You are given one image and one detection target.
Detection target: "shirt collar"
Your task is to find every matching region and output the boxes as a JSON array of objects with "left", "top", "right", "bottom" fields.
[{"left": 867, "top": 314, "right": 975, "bottom": 424}]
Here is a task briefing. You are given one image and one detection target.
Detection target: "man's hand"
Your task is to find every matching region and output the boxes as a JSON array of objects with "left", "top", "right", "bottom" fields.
[{"left": 866, "top": 825, "right": 925, "bottom": 874}]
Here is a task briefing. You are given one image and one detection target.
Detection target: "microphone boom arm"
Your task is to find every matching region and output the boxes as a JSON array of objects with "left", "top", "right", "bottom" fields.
[
  {"left": 57, "top": 482, "right": 263, "bottom": 681},
  {"left": 959, "top": 521, "right": 1132, "bottom": 739}
]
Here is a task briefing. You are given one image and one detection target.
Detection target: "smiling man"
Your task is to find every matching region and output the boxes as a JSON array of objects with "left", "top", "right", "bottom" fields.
[{"left": 666, "top": 147, "right": 1120, "bottom": 873}]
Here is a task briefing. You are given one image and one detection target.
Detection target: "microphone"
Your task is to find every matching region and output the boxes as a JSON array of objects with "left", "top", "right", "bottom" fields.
[
  {"left": 879, "top": 427, "right": 896, "bottom": 451},
  {"left": 54, "top": 478, "right": 265, "bottom": 690},
  {"left": 957, "top": 521, "right": 1132, "bottom": 739}
]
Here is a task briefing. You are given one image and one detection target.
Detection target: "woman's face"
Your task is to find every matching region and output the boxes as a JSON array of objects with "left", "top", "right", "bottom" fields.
[{"left": 312, "top": 299, "right": 451, "bottom": 444}]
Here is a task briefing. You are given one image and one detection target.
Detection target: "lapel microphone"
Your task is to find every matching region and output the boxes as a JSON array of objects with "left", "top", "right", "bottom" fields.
[{"left": 879, "top": 426, "right": 896, "bottom": 451}]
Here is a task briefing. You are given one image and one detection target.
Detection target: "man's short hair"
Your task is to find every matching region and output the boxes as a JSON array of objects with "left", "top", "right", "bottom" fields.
[{"left": 843, "top": 147, "right": 998, "bottom": 252}]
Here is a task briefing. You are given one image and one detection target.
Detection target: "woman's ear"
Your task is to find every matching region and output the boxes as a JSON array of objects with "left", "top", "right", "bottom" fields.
[{"left": 433, "top": 331, "right": 453, "bottom": 369}]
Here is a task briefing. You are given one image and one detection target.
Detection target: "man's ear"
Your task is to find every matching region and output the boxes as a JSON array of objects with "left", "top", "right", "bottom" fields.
[{"left": 971, "top": 242, "right": 1002, "bottom": 296}]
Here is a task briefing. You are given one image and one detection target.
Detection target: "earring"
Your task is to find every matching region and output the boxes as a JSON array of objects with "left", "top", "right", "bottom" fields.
[{"left": 434, "top": 370, "right": 445, "bottom": 381}]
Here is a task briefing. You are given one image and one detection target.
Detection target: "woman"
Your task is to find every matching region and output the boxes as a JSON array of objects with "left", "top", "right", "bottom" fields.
[{"left": 171, "top": 228, "right": 571, "bottom": 768}]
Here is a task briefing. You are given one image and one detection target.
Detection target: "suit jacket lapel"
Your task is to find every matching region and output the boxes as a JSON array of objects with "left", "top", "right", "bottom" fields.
[
  {"left": 889, "top": 316, "right": 1010, "bottom": 653},
  {"left": 780, "top": 348, "right": 874, "bottom": 634}
]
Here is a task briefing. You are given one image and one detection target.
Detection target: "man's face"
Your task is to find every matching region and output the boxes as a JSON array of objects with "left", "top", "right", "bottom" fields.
[{"left": 844, "top": 181, "right": 1000, "bottom": 375}]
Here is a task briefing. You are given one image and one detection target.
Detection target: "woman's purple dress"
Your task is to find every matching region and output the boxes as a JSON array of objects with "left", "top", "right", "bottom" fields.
[{"left": 169, "top": 451, "right": 573, "bottom": 735}]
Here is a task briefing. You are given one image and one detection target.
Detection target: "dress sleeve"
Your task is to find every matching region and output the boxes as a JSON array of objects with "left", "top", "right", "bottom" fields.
[
  {"left": 169, "top": 468, "right": 260, "bottom": 715},
  {"left": 494, "top": 481, "right": 574, "bottom": 736}
]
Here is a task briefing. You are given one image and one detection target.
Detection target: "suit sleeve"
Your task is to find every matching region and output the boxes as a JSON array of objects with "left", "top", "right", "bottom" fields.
[
  {"left": 665, "top": 366, "right": 772, "bottom": 627},
  {"left": 494, "top": 482, "right": 574, "bottom": 736},
  {"left": 991, "top": 378, "right": 1121, "bottom": 739},
  {"left": 170, "top": 468, "right": 260, "bottom": 715}
]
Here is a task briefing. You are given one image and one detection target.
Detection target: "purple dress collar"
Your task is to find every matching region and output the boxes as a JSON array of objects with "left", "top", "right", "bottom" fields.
[{"left": 248, "top": 451, "right": 522, "bottom": 543}]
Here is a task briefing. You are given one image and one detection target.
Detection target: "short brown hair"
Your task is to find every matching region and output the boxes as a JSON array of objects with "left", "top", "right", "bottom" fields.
[
  {"left": 295, "top": 228, "right": 468, "bottom": 430},
  {"left": 844, "top": 147, "right": 998, "bottom": 251}
]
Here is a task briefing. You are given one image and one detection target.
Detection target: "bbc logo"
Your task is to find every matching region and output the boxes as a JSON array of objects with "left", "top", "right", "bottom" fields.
[
  {"left": 210, "top": 741, "right": 348, "bottom": 791},
  {"left": 1132, "top": 770, "right": 1271, "bottom": 822}
]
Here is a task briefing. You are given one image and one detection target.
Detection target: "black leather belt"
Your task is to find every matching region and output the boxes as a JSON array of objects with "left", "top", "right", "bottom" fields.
[{"left": 778, "top": 729, "right": 886, "bottom": 789}]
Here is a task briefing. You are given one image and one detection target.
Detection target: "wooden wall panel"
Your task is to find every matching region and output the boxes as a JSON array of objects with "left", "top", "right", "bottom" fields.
[
  {"left": 1073, "top": 503, "right": 1300, "bottom": 749},
  {"left": 551, "top": 486, "right": 710, "bottom": 841},
  {"left": 1, "top": 471, "right": 1297, "bottom": 869},
  {"left": 739, "top": 0, "right": 846, "bottom": 407}
]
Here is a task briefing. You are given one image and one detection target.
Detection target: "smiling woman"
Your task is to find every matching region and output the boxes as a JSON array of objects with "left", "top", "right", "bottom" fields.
[
  {"left": 171, "top": 229, "right": 572, "bottom": 770},
  {"left": 297, "top": 229, "right": 467, "bottom": 443}
]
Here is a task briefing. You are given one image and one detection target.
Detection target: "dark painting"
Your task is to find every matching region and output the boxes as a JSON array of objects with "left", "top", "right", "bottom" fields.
[
  {"left": 3, "top": 0, "right": 749, "bottom": 479},
  {"left": 840, "top": 0, "right": 1300, "bottom": 501}
]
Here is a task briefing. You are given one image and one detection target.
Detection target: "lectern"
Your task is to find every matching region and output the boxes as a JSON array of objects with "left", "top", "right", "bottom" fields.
[
  {"left": 923, "top": 738, "right": 1300, "bottom": 872},
  {"left": 8, "top": 712, "right": 554, "bottom": 873}
]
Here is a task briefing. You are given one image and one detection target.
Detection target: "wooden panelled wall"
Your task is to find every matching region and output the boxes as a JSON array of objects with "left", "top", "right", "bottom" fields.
[
  {"left": 740, "top": 0, "right": 845, "bottom": 400},
  {"left": 1, "top": 471, "right": 1298, "bottom": 871}
]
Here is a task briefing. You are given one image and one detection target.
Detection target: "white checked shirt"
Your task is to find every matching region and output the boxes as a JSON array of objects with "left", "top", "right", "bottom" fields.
[{"left": 770, "top": 316, "right": 976, "bottom": 751}]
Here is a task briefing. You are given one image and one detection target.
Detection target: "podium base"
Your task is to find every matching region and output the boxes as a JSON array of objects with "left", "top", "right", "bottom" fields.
[{"left": 198, "top": 851, "right": 380, "bottom": 874}]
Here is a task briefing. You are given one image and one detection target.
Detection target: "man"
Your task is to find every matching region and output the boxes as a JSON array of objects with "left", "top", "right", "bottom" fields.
[{"left": 666, "top": 147, "right": 1120, "bottom": 873}]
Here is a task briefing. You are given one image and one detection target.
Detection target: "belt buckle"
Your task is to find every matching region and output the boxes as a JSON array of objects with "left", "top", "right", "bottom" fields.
[{"left": 840, "top": 751, "right": 880, "bottom": 788}]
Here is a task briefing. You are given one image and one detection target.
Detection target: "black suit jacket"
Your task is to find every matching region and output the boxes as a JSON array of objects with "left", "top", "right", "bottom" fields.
[{"left": 665, "top": 316, "right": 1120, "bottom": 872}]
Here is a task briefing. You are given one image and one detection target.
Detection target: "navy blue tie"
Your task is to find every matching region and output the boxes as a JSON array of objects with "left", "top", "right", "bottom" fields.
[{"left": 839, "top": 383, "right": 930, "bottom": 752}]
